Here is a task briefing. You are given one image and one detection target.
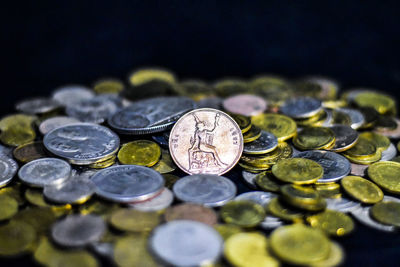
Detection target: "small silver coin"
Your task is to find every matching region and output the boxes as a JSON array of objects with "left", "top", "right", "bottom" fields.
[
  {"left": 91, "top": 165, "right": 165, "bottom": 203},
  {"left": 351, "top": 205, "right": 396, "bottom": 232},
  {"left": 150, "top": 220, "right": 223, "bottom": 267},
  {"left": 380, "top": 143, "right": 397, "bottom": 161},
  {"left": 43, "top": 123, "right": 120, "bottom": 165},
  {"left": 18, "top": 158, "right": 71, "bottom": 187},
  {"left": 296, "top": 150, "right": 351, "bottom": 183},
  {"left": 52, "top": 85, "right": 95, "bottom": 107},
  {"left": 350, "top": 163, "right": 369, "bottom": 177},
  {"left": 329, "top": 124, "right": 359, "bottom": 152},
  {"left": 280, "top": 97, "right": 322, "bottom": 119},
  {"left": 128, "top": 188, "right": 174, "bottom": 212},
  {"left": 235, "top": 191, "right": 277, "bottom": 207},
  {"left": 241, "top": 171, "right": 258, "bottom": 189},
  {"left": 43, "top": 176, "right": 95, "bottom": 204},
  {"left": 260, "top": 215, "right": 284, "bottom": 230},
  {"left": 173, "top": 174, "right": 237, "bottom": 207},
  {"left": 326, "top": 197, "right": 361, "bottom": 213},
  {"left": 39, "top": 116, "right": 81, "bottom": 135},
  {"left": 243, "top": 131, "right": 278, "bottom": 154},
  {"left": 51, "top": 214, "right": 106, "bottom": 247},
  {"left": 335, "top": 108, "right": 365, "bottom": 129},
  {"left": 0, "top": 156, "right": 18, "bottom": 187},
  {"left": 16, "top": 97, "right": 61, "bottom": 114}
]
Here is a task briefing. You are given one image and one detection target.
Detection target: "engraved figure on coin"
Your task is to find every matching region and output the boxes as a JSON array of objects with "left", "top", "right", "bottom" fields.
[{"left": 188, "top": 113, "right": 227, "bottom": 172}]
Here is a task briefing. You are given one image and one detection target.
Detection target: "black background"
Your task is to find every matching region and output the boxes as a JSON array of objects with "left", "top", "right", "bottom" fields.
[{"left": 2, "top": 1, "right": 400, "bottom": 266}]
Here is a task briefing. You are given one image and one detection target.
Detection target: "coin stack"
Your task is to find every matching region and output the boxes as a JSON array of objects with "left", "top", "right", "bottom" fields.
[{"left": 0, "top": 68, "right": 399, "bottom": 267}]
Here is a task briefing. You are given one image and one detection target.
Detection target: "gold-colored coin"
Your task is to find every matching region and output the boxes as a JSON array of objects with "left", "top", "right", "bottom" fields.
[
  {"left": 281, "top": 184, "right": 326, "bottom": 211},
  {"left": 109, "top": 209, "right": 161, "bottom": 232},
  {"left": 93, "top": 78, "right": 124, "bottom": 94},
  {"left": 220, "top": 200, "right": 266, "bottom": 228},
  {"left": 151, "top": 149, "right": 176, "bottom": 173},
  {"left": 213, "top": 224, "right": 242, "bottom": 240},
  {"left": 343, "top": 150, "right": 381, "bottom": 165},
  {"left": 0, "top": 114, "right": 37, "bottom": 147},
  {"left": 254, "top": 171, "right": 281, "bottom": 193},
  {"left": 214, "top": 79, "right": 248, "bottom": 97},
  {"left": 368, "top": 161, "right": 400, "bottom": 194},
  {"left": 295, "top": 109, "right": 328, "bottom": 127},
  {"left": 229, "top": 113, "right": 252, "bottom": 134},
  {"left": 310, "top": 241, "right": 345, "bottom": 267},
  {"left": 314, "top": 183, "right": 342, "bottom": 199},
  {"left": 224, "top": 232, "right": 279, "bottom": 267},
  {"left": 307, "top": 210, "right": 354, "bottom": 236},
  {"left": 239, "top": 162, "right": 270, "bottom": 172},
  {"left": 13, "top": 141, "right": 48, "bottom": 163},
  {"left": 0, "top": 183, "right": 25, "bottom": 206},
  {"left": 249, "top": 76, "right": 292, "bottom": 107},
  {"left": 370, "top": 201, "right": 400, "bottom": 227},
  {"left": 267, "top": 197, "right": 303, "bottom": 222},
  {"left": 0, "top": 114, "right": 36, "bottom": 129},
  {"left": 0, "top": 194, "right": 18, "bottom": 221},
  {"left": 293, "top": 127, "right": 335, "bottom": 150},
  {"left": 118, "top": 140, "right": 161, "bottom": 167},
  {"left": 12, "top": 207, "right": 58, "bottom": 235},
  {"left": 128, "top": 68, "right": 176, "bottom": 86},
  {"left": 354, "top": 91, "right": 396, "bottom": 115},
  {"left": 252, "top": 113, "right": 297, "bottom": 142},
  {"left": 359, "top": 132, "right": 390, "bottom": 152},
  {"left": 243, "top": 126, "right": 262, "bottom": 143},
  {"left": 343, "top": 137, "right": 376, "bottom": 158},
  {"left": 88, "top": 155, "right": 116, "bottom": 169},
  {"left": 240, "top": 155, "right": 271, "bottom": 169},
  {"left": 113, "top": 234, "right": 159, "bottom": 267},
  {"left": 25, "top": 188, "right": 72, "bottom": 214},
  {"left": 341, "top": 176, "right": 383, "bottom": 204},
  {"left": 0, "top": 220, "right": 36, "bottom": 256},
  {"left": 270, "top": 224, "right": 330, "bottom": 265},
  {"left": 271, "top": 158, "right": 324, "bottom": 185},
  {"left": 240, "top": 142, "right": 292, "bottom": 167},
  {"left": 162, "top": 174, "right": 181, "bottom": 189}
]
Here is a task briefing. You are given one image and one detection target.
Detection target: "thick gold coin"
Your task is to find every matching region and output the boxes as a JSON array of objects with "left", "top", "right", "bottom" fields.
[
  {"left": 370, "top": 201, "right": 400, "bottom": 227},
  {"left": 88, "top": 155, "right": 116, "bottom": 169},
  {"left": 213, "top": 224, "right": 242, "bottom": 240},
  {"left": 243, "top": 126, "right": 262, "bottom": 143},
  {"left": 293, "top": 127, "right": 335, "bottom": 150},
  {"left": 93, "top": 78, "right": 124, "bottom": 94},
  {"left": 255, "top": 171, "right": 281, "bottom": 193},
  {"left": 229, "top": 113, "right": 252, "bottom": 134},
  {"left": 314, "top": 183, "right": 342, "bottom": 199},
  {"left": 270, "top": 224, "right": 330, "bottom": 265},
  {"left": 307, "top": 210, "right": 354, "bottom": 236},
  {"left": 359, "top": 132, "right": 390, "bottom": 152},
  {"left": 281, "top": 185, "right": 327, "bottom": 212},
  {"left": 310, "top": 241, "right": 345, "bottom": 267},
  {"left": 343, "top": 150, "right": 381, "bottom": 165},
  {"left": 128, "top": 68, "right": 176, "bottom": 86},
  {"left": 295, "top": 109, "right": 329, "bottom": 127},
  {"left": 118, "top": 140, "right": 161, "bottom": 167},
  {"left": 272, "top": 158, "right": 324, "bottom": 185},
  {"left": 151, "top": 149, "right": 176, "bottom": 173},
  {"left": 368, "top": 161, "right": 400, "bottom": 194},
  {"left": 354, "top": 91, "right": 395, "bottom": 115},
  {"left": 0, "top": 220, "right": 36, "bottom": 256},
  {"left": 341, "top": 176, "right": 383, "bottom": 204},
  {"left": 252, "top": 113, "right": 297, "bottom": 142},
  {"left": 0, "top": 194, "right": 18, "bottom": 221},
  {"left": 13, "top": 141, "right": 48, "bottom": 163},
  {"left": 267, "top": 197, "right": 304, "bottom": 222},
  {"left": 240, "top": 142, "right": 292, "bottom": 167},
  {"left": 343, "top": 137, "right": 377, "bottom": 158},
  {"left": 224, "top": 232, "right": 279, "bottom": 267},
  {"left": 220, "top": 200, "right": 266, "bottom": 228},
  {"left": 110, "top": 209, "right": 161, "bottom": 232}
]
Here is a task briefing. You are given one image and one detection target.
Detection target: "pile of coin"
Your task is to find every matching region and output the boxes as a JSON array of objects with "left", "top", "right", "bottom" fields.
[{"left": 0, "top": 67, "right": 399, "bottom": 266}]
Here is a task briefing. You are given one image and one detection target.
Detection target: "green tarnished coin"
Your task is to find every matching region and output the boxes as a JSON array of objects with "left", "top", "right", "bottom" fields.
[
  {"left": 128, "top": 68, "right": 176, "bottom": 86},
  {"left": 93, "top": 78, "right": 124, "bottom": 94},
  {"left": 368, "top": 161, "right": 400, "bottom": 194},
  {"left": 220, "top": 200, "right": 266, "bottom": 228},
  {"left": 341, "top": 176, "right": 383, "bottom": 204},
  {"left": 110, "top": 209, "right": 161, "bottom": 232},
  {"left": 0, "top": 194, "right": 18, "bottom": 221},
  {"left": 272, "top": 158, "right": 323, "bottom": 185},
  {"left": 0, "top": 220, "right": 36, "bottom": 256},
  {"left": 13, "top": 141, "right": 48, "bottom": 163},
  {"left": 267, "top": 197, "right": 304, "bottom": 222},
  {"left": 228, "top": 114, "right": 252, "bottom": 134},
  {"left": 252, "top": 113, "right": 297, "bottom": 142},
  {"left": 254, "top": 172, "right": 281, "bottom": 193},
  {"left": 293, "top": 127, "right": 335, "bottom": 150},
  {"left": 151, "top": 149, "right": 176, "bottom": 174},
  {"left": 354, "top": 92, "right": 396, "bottom": 115},
  {"left": 370, "top": 201, "right": 400, "bottom": 227},
  {"left": 359, "top": 132, "right": 390, "bottom": 152},
  {"left": 243, "top": 126, "right": 262, "bottom": 143},
  {"left": 213, "top": 79, "right": 248, "bottom": 97},
  {"left": 306, "top": 210, "right": 355, "bottom": 236},
  {"left": 118, "top": 140, "right": 161, "bottom": 167},
  {"left": 162, "top": 174, "right": 181, "bottom": 189},
  {"left": 213, "top": 224, "right": 243, "bottom": 240}
]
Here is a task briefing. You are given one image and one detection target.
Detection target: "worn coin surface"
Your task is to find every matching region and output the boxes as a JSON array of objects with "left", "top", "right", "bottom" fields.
[
  {"left": 13, "top": 141, "right": 48, "bottom": 163},
  {"left": 272, "top": 158, "right": 324, "bottom": 184},
  {"left": 341, "top": 176, "right": 383, "bottom": 204},
  {"left": 150, "top": 220, "right": 223, "bottom": 267},
  {"left": 43, "top": 177, "right": 95, "bottom": 204},
  {"left": 117, "top": 140, "right": 161, "bottom": 167},
  {"left": 52, "top": 85, "right": 95, "bottom": 107},
  {"left": 0, "top": 156, "right": 18, "bottom": 187},
  {"left": 43, "top": 123, "right": 120, "bottom": 165},
  {"left": 368, "top": 161, "right": 400, "bottom": 194},
  {"left": 280, "top": 97, "right": 322, "bottom": 119},
  {"left": 329, "top": 125, "right": 359, "bottom": 152},
  {"left": 16, "top": 97, "right": 61, "bottom": 114},
  {"left": 164, "top": 203, "right": 218, "bottom": 225},
  {"left": 351, "top": 205, "right": 396, "bottom": 232},
  {"left": 129, "top": 188, "right": 173, "bottom": 212},
  {"left": 169, "top": 108, "right": 243, "bottom": 175},
  {"left": 222, "top": 94, "right": 267, "bottom": 116},
  {"left": 243, "top": 131, "right": 278, "bottom": 154},
  {"left": 254, "top": 171, "right": 281, "bottom": 192},
  {"left": 370, "top": 201, "right": 400, "bottom": 227},
  {"left": 39, "top": 116, "right": 81, "bottom": 135},
  {"left": 306, "top": 210, "right": 354, "bottom": 236},
  {"left": 173, "top": 174, "right": 236, "bottom": 207},
  {"left": 109, "top": 209, "right": 161, "bottom": 232},
  {"left": 293, "top": 126, "right": 336, "bottom": 150},
  {"left": 252, "top": 113, "right": 297, "bottom": 141}
]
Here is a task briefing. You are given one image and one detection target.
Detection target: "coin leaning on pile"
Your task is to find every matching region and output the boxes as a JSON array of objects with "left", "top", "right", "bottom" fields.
[{"left": 0, "top": 67, "right": 398, "bottom": 266}]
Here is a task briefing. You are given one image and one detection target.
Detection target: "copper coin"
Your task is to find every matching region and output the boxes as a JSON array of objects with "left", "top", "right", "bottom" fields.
[
  {"left": 164, "top": 203, "right": 218, "bottom": 225},
  {"left": 222, "top": 94, "right": 267, "bottom": 116},
  {"left": 169, "top": 108, "right": 243, "bottom": 175},
  {"left": 350, "top": 163, "right": 368, "bottom": 177},
  {"left": 13, "top": 141, "right": 48, "bottom": 163}
]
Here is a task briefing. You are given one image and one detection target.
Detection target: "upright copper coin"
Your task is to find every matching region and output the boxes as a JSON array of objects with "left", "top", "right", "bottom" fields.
[
  {"left": 164, "top": 203, "right": 218, "bottom": 225},
  {"left": 169, "top": 108, "right": 243, "bottom": 175},
  {"left": 222, "top": 94, "right": 267, "bottom": 116}
]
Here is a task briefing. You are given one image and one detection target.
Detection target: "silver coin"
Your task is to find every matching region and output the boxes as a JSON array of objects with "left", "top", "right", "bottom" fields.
[
  {"left": 243, "top": 131, "right": 278, "bottom": 154},
  {"left": 91, "top": 165, "right": 165, "bottom": 203},
  {"left": 16, "top": 97, "right": 61, "bottom": 114},
  {"left": 39, "top": 116, "right": 81, "bottom": 135},
  {"left": 260, "top": 215, "right": 284, "bottom": 230},
  {"left": 43, "top": 176, "right": 95, "bottom": 204},
  {"left": 296, "top": 150, "right": 351, "bottom": 183},
  {"left": 383, "top": 195, "right": 400, "bottom": 203},
  {"left": 150, "top": 220, "right": 223, "bottom": 267},
  {"left": 18, "top": 158, "right": 71, "bottom": 187},
  {"left": 280, "top": 97, "right": 322, "bottom": 119},
  {"left": 173, "top": 174, "right": 236, "bottom": 207},
  {"left": 197, "top": 97, "right": 223, "bottom": 109},
  {"left": 51, "top": 214, "right": 106, "bottom": 247},
  {"left": 108, "top": 96, "right": 196, "bottom": 135},
  {"left": 336, "top": 108, "right": 365, "bottom": 129},
  {"left": 235, "top": 191, "right": 277, "bottom": 207},
  {"left": 290, "top": 144, "right": 302, "bottom": 157},
  {"left": 66, "top": 95, "right": 120, "bottom": 124},
  {"left": 350, "top": 163, "right": 368, "bottom": 177},
  {"left": 0, "top": 144, "right": 13, "bottom": 157},
  {"left": 326, "top": 197, "right": 361, "bottom": 213},
  {"left": 329, "top": 124, "right": 359, "bottom": 152},
  {"left": 351, "top": 205, "right": 396, "bottom": 232},
  {"left": 241, "top": 171, "right": 258, "bottom": 189},
  {"left": 52, "top": 85, "right": 95, "bottom": 107},
  {"left": 380, "top": 142, "right": 397, "bottom": 161},
  {"left": 90, "top": 242, "right": 114, "bottom": 259},
  {"left": 128, "top": 188, "right": 174, "bottom": 212},
  {"left": 43, "top": 123, "right": 120, "bottom": 165},
  {"left": 374, "top": 118, "right": 400, "bottom": 139},
  {"left": 0, "top": 156, "right": 18, "bottom": 187},
  {"left": 321, "top": 109, "right": 334, "bottom": 126}
]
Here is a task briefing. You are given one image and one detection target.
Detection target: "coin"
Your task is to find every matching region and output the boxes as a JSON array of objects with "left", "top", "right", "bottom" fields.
[
  {"left": 128, "top": 188, "right": 174, "bottom": 212},
  {"left": 162, "top": 173, "right": 181, "bottom": 189},
  {"left": 293, "top": 126, "right": 335, "bottom": 150},
  {"left": 39, "top": 116, "right": 81, "bottom": 135},
  {"left": 169, "top": 108, "right": 243, "bottom": 175},
  {"left": 267, "top": 198, "right": 303, "bottom": 222},
  {"left": 350, "top": 163, "right": 369, "bottom": 176},
  {"left": 235, "top": 191, "right": 277, "bottom": 206},
  {"left": 151, "top": 149, "right": 176, "bottom": 173},
  {"left": 113, "top": 235, "right": 158, "bottom": 267},
  {"left": 173, "top": 174, "right": 236, "bottom": 207},
  {"left": 374, "top": 118, "right": 400, "bottom": 138},
  {"left": 325, "top": 197, "right": 361, "bottom": 213},
  {"left": 118, "top": 140, "right": 161, "bottom": 167},
  {"left": 310, "top": 241, "right": 345, "bottom": 267},
  {"left": 242, "top": 126, "right": 262, "bottom": 143},
  {"left": 351, "top": 205, "right": 396, "bottom": 232},
  {"left": 343, "top": 137, "right": 377, "bottom": 158},
  {"left": 109, "top": 209, "right": 161, "bottom": 232},
  {"left": 254, "top": 171, "right": 281, "bottom": 192},
  {"left": 43, "top": 123, "right": 120, "bottom": 165},
  {"left": 229, "top": 113, "right": 252, "bottom": 133},
  {"left": 368, "top": 161, "right": 400, "bottom": 194},
  {"left": 223, "top": 94, "right": 267, "bottom": 116},
  {"left": 220, "top": 200, "right": 266, "bottom": 227},
  {"left": 0, "top": 194, "right": 18, "bottom": 221},
  {"left": 243, "top": 131, "right": 278, "bottom": 154},
  {"left": 213, "top": 224, "right": 242, "bottom": 240},
  {"left": 341, "top": 176, "right": 383, "bottom": 204},
  {"left": 280, "top": 184, "right": 326, "bottom": 211},
  {"left": 0, "top": 156, "right": 18, "bottom": 187},
  {"left": 13, "top": 141, "right": 48, "bottom": 163},
  {"left": 280, "top": 97, "right": 322, "bottom": 119},
  {"left": 329, "top": 125, "right": 359, "bottom": 152},
  {"left": 93, "top": 78, "right": 124, "bottom": 94},
  {"left": 314, "top": 183, "right": 342, "bottom": 199},
  {"left": 91, "top": 165, "right": 164, "bottom": 203},
  {"left": 0, "top": 114, "right": 37, "bottom": 147},
  {"left": 52, "top": 214, "right": 106, "bottom": 247},
  {"left": 272, "top": 158, "right": 324, "bottom": 185},
  {"left": 252, "top": 113, "right": 297, "bottom": 141},
  {"left": 88, "top": 155, "right": 117, "bottom": 169},
  {"left": 354, "top": 91, "right": 395, "bottom": 115},
  {"left": 335, "top": 108, "right": 365, "bottom": 129},
  {"left": 214, "top": 79, "right": 248, "bottom": 97},
  {"left": 381, "top": 142, "right": 397, "bottom": 161},
  {"left": 370, "top": 201, "right": 400, "bottom": 227},
  {"left": 128, "top": 67, "right": 176, "bottom": 86},
  {"left": 52, "top": 85, "right": 95, "bottom": 107},
  {"left": 164, "top": 203, "right": 218, "bottom": 225},
  {"left": 0, "top": 220, "right": 36, "bottom": 256},
  {"left": 43, "top": 177, "right": 95, "bottom": 204},
  {"left": 306, "top": 210, "right": 354, "bottom": 236},
  {"left": 359, "top": 132, "right": 390, "bottom": 152},
  {"left": 241, "top": 170, "right": 259, "bottom": 189},
  {"left": 16, "top": 97, "right": 61, "bottom": 114}
]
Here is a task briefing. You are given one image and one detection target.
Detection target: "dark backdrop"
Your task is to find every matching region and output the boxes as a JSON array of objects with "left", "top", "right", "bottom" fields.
[{"left": 1, "top": 1, "right": 400, "bottom": 266}]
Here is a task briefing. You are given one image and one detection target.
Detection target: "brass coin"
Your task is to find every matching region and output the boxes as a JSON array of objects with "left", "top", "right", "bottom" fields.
[
  {"left": 306, "top": 210, "right": 355, "bottom": 236},
  {"left": 359, "top": 132, "right": 390, "bottom": 152},
  {"left": 310, "top": 241, "right": 345, "bottom": 267},
  {"left": 271, "top": 158, "right": 324, "bottom": 185},
  {"left": 93, "top": 78, "right": 124, "bottom": 94},
  {"left": 368, "top": 161, "right": 400, "bottom": 194},
  {"left": 13, "top": 141, "right": 48, "bottom": 163},
  {"left": 343, "top": 150, "right": 381, "bottom": 165},
  {"left": 295, "top": 109, "right": 329, "bottom": 127},
  {"left": 293, "top": 127, "right": 335, "bottom": 150},
  {"left": 220, "top": 200, "right": 266, "bottom": 228},
  {"left": 267, "top": 198, "right": 303, "bottom": 222},
  {"left": 341, "top": 176, "right": 383, "bottom": 204},
  {"left": 314, "top": 183, "right": 342, "bottom": 199},
  {"left": 240, "top": 142, "right": 292, "bottom": 168},
  {"left": 0, "top": 183, "right": 25, "bottom": 206},
  {"left": 270, "top": 224, "right": 330, "bottom": 265},
  {"left": 164, "top": 203, "right": 217, "bottom": 226},
  {"left": 343, "top": 137, "right": 376, "bottom": 158},
  {"left": 114, "top": 234, "right": 158, "bottom": 267},
  {"left": 213, "top": 224, "right": 242, "bottom": 240},
  {"left": 0, "top": 220, "right": 36, "bottom": 256},
  {"left": 88, "top": 155, "right": 116, "bottom": 169},
  {"left": 151, "top": 149, "right": 176, "bottom": 174},
  {"left": 238, "top": 162, "right": 270, "bottom": 172},
  {"left": 0, "top": 114, "right": 37, "bottom": 147},
  {"left": 118, "top": 140, "right": 161, "bottom": 167},
  {"left": 254, "top": 171, "right": 281, "bottom": 193},
  {"left": 109, "top": 209, "right": 161, "bottom": 232},
  {"left": 243, "top": 126, "right": 262, "bottom": 143},
  {"left": 162, "top": 174, "right": 181, "bottom": 189},
  {"left": 281, "top": 184, "right": 326, "bottom": 212},
  {"left": 0, "top": 194, "right": 18, "bottom": 221},
  {"left": 370, "top": 201, "right": 400, "bottom": 227},
  {"left": 252, "top": 113, "right": 297, "bottom": 142},
  {"left": 128, "top": 67, "right": 176, "bottom": 86},
  {"left": 354, "top": 91, "right": 395, "bottom": 115},
  {"left": 228, "top": 113, "right": 252, "bottom": 134}
]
